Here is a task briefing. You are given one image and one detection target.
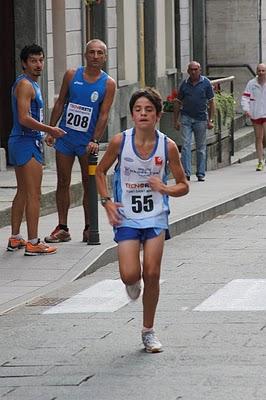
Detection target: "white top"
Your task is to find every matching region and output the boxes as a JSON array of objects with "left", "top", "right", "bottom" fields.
[
  {"left": 113, "top": 128, "right": 169, "bottom": 229},
  {"left": 241, "top": 77, "right": 266, "bottom": 119}
]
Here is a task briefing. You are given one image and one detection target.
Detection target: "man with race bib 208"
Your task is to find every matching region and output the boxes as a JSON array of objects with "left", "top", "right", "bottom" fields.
[{"left": 45, "top": 39, "right": 116, "bottom": 243}]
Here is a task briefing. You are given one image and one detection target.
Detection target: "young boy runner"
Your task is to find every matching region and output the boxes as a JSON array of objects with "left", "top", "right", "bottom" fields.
[{"left": 96, "top": 88, "right": 189, "bottom": 352}]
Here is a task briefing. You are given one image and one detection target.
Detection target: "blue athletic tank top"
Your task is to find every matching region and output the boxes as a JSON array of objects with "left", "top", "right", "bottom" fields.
[
  {"left": 9, "top": 74, "right": 44, "bottom": 139},
  {"left": 113, "top": 128, "right": 170, "bottom": 229},
  {"left": 59, "top": 67, "right": 109, "bottom": 145}
]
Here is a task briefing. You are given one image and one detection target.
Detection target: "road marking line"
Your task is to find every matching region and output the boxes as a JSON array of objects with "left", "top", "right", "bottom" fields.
[
  {"left": 194, "top": 279, "right": 266, "bottom": 311},
  {"left": 43, "top": 279, "right": 130, "bottom": 314},
  {"left": 43, "top": 278, "right": 165, "bottom": 314}
]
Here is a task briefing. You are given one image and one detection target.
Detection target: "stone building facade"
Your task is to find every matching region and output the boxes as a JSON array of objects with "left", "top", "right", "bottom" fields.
[{"left": 0, "top": 0, "right": 265, "bottom": 168}]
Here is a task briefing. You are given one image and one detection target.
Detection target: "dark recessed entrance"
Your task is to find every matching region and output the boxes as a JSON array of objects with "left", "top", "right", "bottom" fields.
[{"left": 0, "top": 0, "right": 15, "bottom": 161}]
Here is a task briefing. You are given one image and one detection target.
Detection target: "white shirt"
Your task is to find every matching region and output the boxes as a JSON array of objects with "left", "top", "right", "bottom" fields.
[
  {"left": 241, "top": 77, "right": 266, "bottom": 119},
  {"left": 113, "top": 128, "right": 169, "bottom": 229}
]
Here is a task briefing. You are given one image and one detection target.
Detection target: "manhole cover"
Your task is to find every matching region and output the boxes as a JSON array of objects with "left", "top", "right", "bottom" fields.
[{"left": 26, "top": 297, "right": 67, "bottom": 307}]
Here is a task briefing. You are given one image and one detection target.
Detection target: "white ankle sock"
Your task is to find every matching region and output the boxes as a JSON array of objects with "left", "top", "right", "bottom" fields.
[
  {"left": 28, "top": 238, "right": 38, "bottom": 245},
  {"left": 142, "top": 327, "right": 153, "bottom": 333},
  {"left": 11, "top": 234, "right": 23, "bottom": 239}
]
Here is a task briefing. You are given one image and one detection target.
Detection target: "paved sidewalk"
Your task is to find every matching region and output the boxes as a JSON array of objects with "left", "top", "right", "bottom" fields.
[{"left": 0, "top": 159, "right": 266, "bottom": 315}]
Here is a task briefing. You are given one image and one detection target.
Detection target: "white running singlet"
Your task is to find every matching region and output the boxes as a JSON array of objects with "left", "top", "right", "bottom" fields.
[{"left": 114, "top": 128, "right": 169, "bottom": 222}]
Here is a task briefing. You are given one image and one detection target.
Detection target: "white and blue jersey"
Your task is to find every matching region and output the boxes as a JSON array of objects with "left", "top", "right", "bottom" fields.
[
  {"left": 55, "top": 67, "right": 109, "bottom": 156},
  {"left": 113, "top": 128, "right": 170, "bottom": 229},
  {"left": 8, "top": 74, "right": 44, "bottom": 166}
]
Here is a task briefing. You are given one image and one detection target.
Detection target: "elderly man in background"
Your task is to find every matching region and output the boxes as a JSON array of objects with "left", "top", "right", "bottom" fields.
[{"left": 174, "top": 61, "right": 215, "bottom": 182}]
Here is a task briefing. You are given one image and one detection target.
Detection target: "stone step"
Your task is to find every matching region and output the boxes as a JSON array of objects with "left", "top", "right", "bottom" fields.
[
  {"left": 233, "top": 113, "right": 247, "bottom": 131},
  {"left": 233, "top": 125, "right": 254, "bottom": 153},
  {"left": 231, "top": 143, "right": 256, "bottom": 165}
]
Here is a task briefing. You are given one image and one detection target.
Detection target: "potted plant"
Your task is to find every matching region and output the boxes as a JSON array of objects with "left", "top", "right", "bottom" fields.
[
  {"left": 163, "top": 89, "right": 178, "bottom": 112},
  {"left": 160, "top": 89, "right": 182, "bottom": 147},
  {"left": 214, "top": 90, "right": 235, "bottom": 129}
]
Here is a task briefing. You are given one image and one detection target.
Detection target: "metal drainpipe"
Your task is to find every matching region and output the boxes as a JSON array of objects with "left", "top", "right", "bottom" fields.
[
  {"left": 138, "top": 0, "right": 145, "bottom": 88},
  {"left": 259, "top": 0, "right": 262, "bottom": 63}
]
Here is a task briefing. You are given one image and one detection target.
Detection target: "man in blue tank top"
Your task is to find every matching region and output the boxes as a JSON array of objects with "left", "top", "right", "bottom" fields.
[
  {"left": 44, "top": 39, "right": 116, "bottom": 244},
  {"left": 96, "top": 88, "right": 189, "bottom": 353},
  {"left": 7, "top": 44, "right": 65, "bottom": 256}
]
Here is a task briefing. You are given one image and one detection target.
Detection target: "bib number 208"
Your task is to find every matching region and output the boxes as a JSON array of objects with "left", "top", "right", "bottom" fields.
[
  {"left": 67, "top": 113, "right": 89, "bottom": 129},
  {"left": 132, "top": 195, "right": 154, "bottom": 213}
]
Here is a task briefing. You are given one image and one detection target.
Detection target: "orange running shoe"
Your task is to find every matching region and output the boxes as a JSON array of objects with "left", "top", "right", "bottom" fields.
[
  {"left": 24, "top": 240, "right": 57, "bottom": 256},
  {"left": 7, "top": 237, "right": 27, "bottom": 252}
]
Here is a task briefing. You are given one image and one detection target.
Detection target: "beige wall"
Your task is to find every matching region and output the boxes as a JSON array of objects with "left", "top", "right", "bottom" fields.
[
  {"left": 156, "top": 0, "right": 166, "bottom": 77},
  {"left": 261, "top": 0, "right": 266, "bottom": 63},
  {"left": 46, "top": 0, "right": 83, "bottom": 111},
  {"left": 44, "top": 0, "right": 182, "bottom": 144},
  {"left": 206, "top": 0, "right": 260, "bottom": 109},
  {"left": 180, "top": 0, "right": 191, "bottom": 72},
  {"left": 206, "top": 0, "right": 259, "bottom": 68}
]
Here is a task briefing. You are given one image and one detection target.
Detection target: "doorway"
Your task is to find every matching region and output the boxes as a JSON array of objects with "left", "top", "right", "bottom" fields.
[{"left": 0, "top": 0, "right": 15, "bottom": 160}]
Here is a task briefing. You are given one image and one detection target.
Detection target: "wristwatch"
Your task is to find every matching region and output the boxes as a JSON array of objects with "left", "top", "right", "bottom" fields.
[
  {"left": 100, "top": 196, "right": 111, "bottom": 206},
  {"left": 91, "top": 138, "right": 100, "bottom": 145}
]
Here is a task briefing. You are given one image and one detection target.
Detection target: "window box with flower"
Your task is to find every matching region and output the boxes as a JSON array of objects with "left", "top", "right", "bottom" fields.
[
  {"left": 163, "top": 89, "right": 178, "bottom": 112},
  {"left": 160, "top": 89, "right": 182, "bottom": 146}
]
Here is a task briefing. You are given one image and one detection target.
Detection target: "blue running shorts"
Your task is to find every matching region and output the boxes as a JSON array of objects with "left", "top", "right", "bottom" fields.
[
  {"left": 114, "top": 226, "right": 170, "bottom": 243},
  {"left": 54, "top": 136, "right": 87, "bottom": 157},
  {"left": 8, "top": 136, "right": 43, "bottom": 166}
]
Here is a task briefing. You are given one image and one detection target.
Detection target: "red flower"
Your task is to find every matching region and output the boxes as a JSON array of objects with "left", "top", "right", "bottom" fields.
[{"left": 163, "top": 89, "right": 178, "bottom": 112}]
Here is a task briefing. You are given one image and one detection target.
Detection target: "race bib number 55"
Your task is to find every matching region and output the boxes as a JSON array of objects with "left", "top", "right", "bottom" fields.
[{"left": 66, "top": 102, "right": 92, "bottom": 133}]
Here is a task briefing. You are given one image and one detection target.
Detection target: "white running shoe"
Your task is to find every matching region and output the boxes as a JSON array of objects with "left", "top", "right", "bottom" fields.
[
  {"left": 142, "top": 329, "right": 162, "bottom": 353},
  {"left": 125, "top": 280, "right": 141, "bottom": 300}
]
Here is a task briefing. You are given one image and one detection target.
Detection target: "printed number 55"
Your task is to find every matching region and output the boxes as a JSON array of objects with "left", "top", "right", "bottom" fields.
[{"left": 132, "top": 195, "right": 154, "bottom": 213}]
